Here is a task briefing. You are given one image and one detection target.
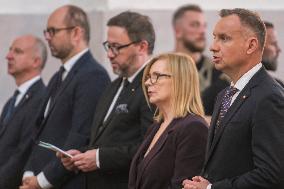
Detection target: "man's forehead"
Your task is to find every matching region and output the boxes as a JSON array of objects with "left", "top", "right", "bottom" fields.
[
  {"left": 11, "top": 37, "right": 34, "bottom": 50},
  {"left": 181, "top": 11, "right": 205, "bottom": 22},
  {"left": 213, "top": 16, "right": 243, "bottom": 34}
]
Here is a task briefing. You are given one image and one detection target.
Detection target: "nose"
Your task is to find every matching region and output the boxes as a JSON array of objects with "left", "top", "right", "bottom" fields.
[
  {"left": 199, "top": 24, "right": 206, "bottom": 35},
  {"left": 6, "top": 51, "right": 13, "bottom": 61},
  {"left": 44, "top": 31, "right": 51, "bottom": 41},
  {"left": 144, "top": 77, "right": 152, "bottom": 87},
  {"left": 210, "top": 39, "right": 219, "bottom": 53},
  {"left": 107, "top": 48, "right": 115, "bottom": 59}
]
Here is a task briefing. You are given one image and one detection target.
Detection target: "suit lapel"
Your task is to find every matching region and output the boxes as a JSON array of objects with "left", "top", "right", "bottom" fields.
[
  {"left": 93, "top": 70, "right": 144, "bottom": 142},
  {"left": 136, "top": 118, "right": 178, "bottom": 185},
  {"left": 46, "top": 51, "right": 91, "bottom": 117},
  {"left": 204, "top": 68, "right": 265, "bottom": 168},
  {"left": 90, "top": 78, "right": 122, "bottom": 141},
  {"left": 207, "top": 90, "right": 224, "bottom": 149},
  {"left": 0, "top": 79, "right": 44, "bottom": 136}
]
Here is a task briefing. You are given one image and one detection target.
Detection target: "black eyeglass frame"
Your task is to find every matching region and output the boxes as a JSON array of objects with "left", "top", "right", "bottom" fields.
[
  {"left": 102, "top": 41, "right": 140, "bottom": 55},
  {"left": 43, "top": 26, "right": 76, "bottom": 38}
]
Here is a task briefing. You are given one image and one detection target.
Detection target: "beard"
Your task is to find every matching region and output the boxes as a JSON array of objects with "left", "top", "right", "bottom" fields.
[
  {"left": 262, "top": 58, "right": 278, "bottom": 71},
  {"left": 49, "top": 42, "right": 74, "bottom": 60},
  {"left": 183, "top": 38, "right": 205, "bottom": 53},
  {"left": 112, "top": 54, "right": 137, "bottom": 77}
]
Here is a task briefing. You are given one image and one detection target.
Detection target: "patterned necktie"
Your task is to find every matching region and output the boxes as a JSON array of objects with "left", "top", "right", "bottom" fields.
[
  {"left": 3, "top": 90, "right": 20, "bottom": 124},
  {"left": 50, "top": 66, "right": 65, "bottom": 104},
  {"left": 215, "top": 86, "right": 239, "bottom": 134}
]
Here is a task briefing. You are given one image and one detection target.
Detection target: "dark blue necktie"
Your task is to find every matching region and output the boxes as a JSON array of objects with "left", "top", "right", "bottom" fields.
[
  {"left": 50, "top": 66, "right": 65, "bottom": 104},
  {"left": 215, "top": 86, "right": 239, "bottom": 133},
  {"left": 3, "top": 90, "right": 20, "bottom": 124}
]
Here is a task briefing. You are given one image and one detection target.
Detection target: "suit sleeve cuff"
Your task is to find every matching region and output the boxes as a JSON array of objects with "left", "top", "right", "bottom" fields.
[
  {"left": 37, "top": 172, "right": 53, "bottom": 189},
  {"left": 207, "top": 184, "right": 212, "bottom": 189},
  {"left": 96, "top": 148, "right": 100, "bottom": 168},
  {"left": 22, "top": 171, "right": 34, "bottom": 180}
]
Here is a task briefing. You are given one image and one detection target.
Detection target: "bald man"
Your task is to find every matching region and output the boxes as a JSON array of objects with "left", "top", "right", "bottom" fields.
[
  {"left": 0, "top": 35, "right": 47, "bottom": 189},
  {"left": 21, "top": 5, "right": 110, "bottom": 189}
]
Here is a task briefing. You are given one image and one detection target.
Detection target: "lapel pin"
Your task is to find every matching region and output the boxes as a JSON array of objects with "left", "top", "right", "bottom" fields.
[
  {"left": 25, "top": 94, "right": 30, "bottom": 99},
  {"left": 242, "top": 95, "right": 247, "bottom": 99},
  {"left": 131, "top": 88, "right": 135, "bottom": 92}
]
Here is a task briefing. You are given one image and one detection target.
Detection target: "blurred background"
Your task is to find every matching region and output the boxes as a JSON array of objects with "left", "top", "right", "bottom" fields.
[{"left": 0, "top": 0, "right": 283, "bottom": 110}]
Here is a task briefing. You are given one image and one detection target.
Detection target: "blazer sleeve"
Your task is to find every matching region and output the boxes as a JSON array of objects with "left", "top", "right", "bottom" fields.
[
  {"left": 212, "top": 93, "right": 284, "bottom": 189},
  {"left": 42, "top": 68, "right": 110, "bottom": 186},
  {"left": 98, "top": 93, "right": 153, "bottom": 172},
  {"left": 169, "top": 119, "right": 208, "bottom": 189}
]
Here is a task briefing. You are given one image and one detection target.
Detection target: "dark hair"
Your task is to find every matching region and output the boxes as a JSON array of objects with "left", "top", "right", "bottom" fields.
[
  {"left": 172, "top": 4, "right": 203, "bottom": 25},
  {"left": 264, "top": 21, "right": 274, "bottom": 29},
  {"left": 107, "top": 11, "right": 155, "bottom": 55},
  {"left": 220, "top": 8, "right": 266, "bottom": 50},
  {"left": 64, "top": 5, "right": 90, "bottom": 44}
]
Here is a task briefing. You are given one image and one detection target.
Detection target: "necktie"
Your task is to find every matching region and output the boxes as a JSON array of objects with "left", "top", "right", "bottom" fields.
[
  {"left": 3, "top": 90, "right": 20, "bottom": 124},
  {"left": 215, "top": 86, "right": 239, "bottom": 134},
  {"left": 50, "top": 66, "right": 65, "bottom": 104},
  {"left": 117, "top": 77, "right": 129, "bottom": 101}
]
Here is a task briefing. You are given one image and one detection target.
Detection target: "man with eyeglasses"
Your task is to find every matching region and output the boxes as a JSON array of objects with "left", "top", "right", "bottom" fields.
[
  {"left": 20, "top": 5, "right": 110, "bottom": 189},
  {"left": 58, "top": 11, "right": 155, "bottom": 189}
]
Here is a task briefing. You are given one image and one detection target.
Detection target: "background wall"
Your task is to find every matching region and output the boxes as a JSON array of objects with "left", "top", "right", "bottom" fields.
[{"left": 0, "top": 0, "right": 283, "bottom": 110}]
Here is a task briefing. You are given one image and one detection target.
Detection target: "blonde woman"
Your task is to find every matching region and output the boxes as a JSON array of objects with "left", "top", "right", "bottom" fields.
[{"left": 128, "top": 53, "right": 208, "bottom": 189}]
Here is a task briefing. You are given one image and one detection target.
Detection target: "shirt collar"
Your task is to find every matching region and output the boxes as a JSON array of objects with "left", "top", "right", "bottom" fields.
[
  {"left": 232, "top": 63, "right": 262, "bottom": 91},
  {"left": 17, "top": 75, "right": 41, "bottom": 95},
  {"left": 127, "top": 58, "right": 150, "bottom": 83},
  {"left": 62, "top": 48, "right": 89, "bottom": 73}
]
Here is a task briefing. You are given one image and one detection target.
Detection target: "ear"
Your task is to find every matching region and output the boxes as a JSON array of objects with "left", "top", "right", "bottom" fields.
[
  {"left": 246, "top": 37, "right": 258, "bottom": 55},
  {"left": 32, "top": 56, "right": 42, "bottom": 70},
  {"left": 174, "top": 24, "right": 183, "bottom": 39},
  {"left": 71, "top": 26, "right": 83, "bottom": 44},
  {"left": 136, "top": 40, "right": 149, "bottom": 55}
]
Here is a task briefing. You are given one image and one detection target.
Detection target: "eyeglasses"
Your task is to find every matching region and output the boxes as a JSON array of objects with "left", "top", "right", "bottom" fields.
[
  {"left": 145, "top": 72, "right": 172, "bottom": 85},
  {"left": 102, "top": 41, "right": 139, "bottom": 56},
  {"left": 43, "top": 26, "right": 76, "bottom": 38}
]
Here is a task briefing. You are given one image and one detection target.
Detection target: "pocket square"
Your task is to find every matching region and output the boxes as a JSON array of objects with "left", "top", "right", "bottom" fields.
[{"left": 115, "top": 104, "right": 129, "bottom": 114}]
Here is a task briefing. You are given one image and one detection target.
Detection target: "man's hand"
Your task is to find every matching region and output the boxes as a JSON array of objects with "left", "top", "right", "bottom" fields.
[
  {"left": 182, "top": 176, "right": 210, "bottom": 189},
  {"left": 56, "top": 149, "right": 81, "bottom": 171},
  {"left": 73, "top": 149, "right": 97, "bottom": 172},
  {"left": 19, "top": 176, "right": 41, "bottom": 189}
]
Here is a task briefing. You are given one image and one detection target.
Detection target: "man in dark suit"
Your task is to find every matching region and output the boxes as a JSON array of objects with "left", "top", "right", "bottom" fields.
[
  {"left": 20, "top": 5, "right": 110, "bottom": 189},
  {"left": 0, "top": 35, "right": 47, "bottom": 189},
  {"left": 262, "top": 21, "right": 284, "bottom": 87},
  {"left": 59, "top": 11, "right": 155, "bottom": 189},
  {"left": 183, "top": 8, "right": 284, "bottom": 189}
]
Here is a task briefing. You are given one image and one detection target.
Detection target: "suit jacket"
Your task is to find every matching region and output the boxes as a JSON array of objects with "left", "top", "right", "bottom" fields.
[
  {"left": 202, "top": 67, "right": 284, "bottom": 189},
  {"left": 128, "top": 113, "right": 208, "bottom": 189},
  {"left": 85, "top": 70, "right": 154, "bottom": 189},
  {"left": 24, "top": 51, "right": 110, "bottom": 189},
  {"left": 0, "top": 79, "right": 46, "bottom": 189}
]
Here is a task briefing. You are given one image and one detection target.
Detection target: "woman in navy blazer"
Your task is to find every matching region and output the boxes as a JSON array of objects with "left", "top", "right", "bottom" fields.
[{"left": 128, "top": 53, "right": 208, "bottom": 189}]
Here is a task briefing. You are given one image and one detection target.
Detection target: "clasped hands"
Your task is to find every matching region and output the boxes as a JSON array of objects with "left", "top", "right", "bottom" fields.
[
  {"left": 57, "top": 149, "right": 98, "bottom": 172},
  {"left": 182, "top": 176, "right": 211, "bottom": 189}
]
